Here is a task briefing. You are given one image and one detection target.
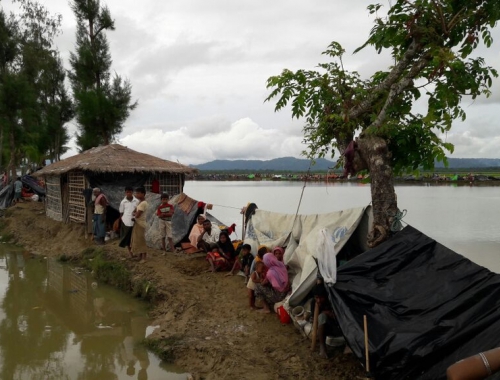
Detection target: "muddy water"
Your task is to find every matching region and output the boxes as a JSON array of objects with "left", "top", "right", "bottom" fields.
[{"left": 0, "top": 244, "right": 186, "bottom": 380}]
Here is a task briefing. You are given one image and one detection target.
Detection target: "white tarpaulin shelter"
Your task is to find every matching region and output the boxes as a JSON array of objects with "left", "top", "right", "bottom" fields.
[{"left": 244, "top": 205, "right": 372, "bottom": 306}]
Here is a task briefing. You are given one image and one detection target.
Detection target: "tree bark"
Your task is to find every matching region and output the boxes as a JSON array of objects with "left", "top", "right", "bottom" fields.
[
  {"left": 7, "top": 125, "right": 16, "bottom": 180},
  {"left": 354, "top": 135, "right": 398, "bottom": 248}
]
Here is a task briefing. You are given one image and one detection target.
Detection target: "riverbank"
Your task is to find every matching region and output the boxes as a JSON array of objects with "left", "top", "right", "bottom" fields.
[{"left": 1, "top": 202, "right": 363, "bottom": 380}]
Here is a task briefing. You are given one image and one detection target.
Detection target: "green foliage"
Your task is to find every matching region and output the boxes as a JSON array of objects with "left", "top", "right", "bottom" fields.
[
  {"left": 266, "top": 0, "right": 500, "bottom": 175},
  {"left": 0, "top": 1, "right": 72, "bottom": 173},
  {"left": 69, "top": 0, "right": 137, "bottom": 151}
]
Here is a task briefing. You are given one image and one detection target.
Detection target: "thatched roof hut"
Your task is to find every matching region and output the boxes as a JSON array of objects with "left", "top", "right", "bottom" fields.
[
  {"left": 35, "top": 144, "right": 196, "bottom": 176},
  {"left": 35, "top": 144, "right": 197, "bottom": 226}
]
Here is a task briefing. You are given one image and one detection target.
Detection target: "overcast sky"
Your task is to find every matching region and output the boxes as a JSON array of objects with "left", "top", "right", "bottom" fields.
[{"left": 6, "top": 0, "right": 500, "bottom": 164}]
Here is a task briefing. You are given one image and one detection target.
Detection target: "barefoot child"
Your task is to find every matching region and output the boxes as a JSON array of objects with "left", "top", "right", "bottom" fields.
[
  {"left": 247, "top": 261, "right": 267, "bottom": 309},
  {"left": 156, "top": 193, "right": 174, "bottom": 252},
  {"left": 226, "top": 244, "right": 253, "bottom": 278}
]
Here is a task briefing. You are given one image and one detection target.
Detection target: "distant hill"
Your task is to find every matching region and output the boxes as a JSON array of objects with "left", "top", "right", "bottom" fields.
[
  {"left": 436, "top": 158, "right": 500, "bottom": 169},
  {"left": 192, "top": 157, "right": 500, "bottom": 172},
  {"left": 192, "top": 157, "right": 336, "bottom": 171}
]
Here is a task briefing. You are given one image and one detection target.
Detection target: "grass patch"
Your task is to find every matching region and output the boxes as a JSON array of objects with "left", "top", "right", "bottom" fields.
[
  {"left": 85, "top": 250, "right": 132, "bottom": 291},
  {"left": 75, "top": 248, "right": 161, "bottom": 303},
  {"left": 0, "top": 219, "right": 12, "bottom": 242},
  {"left": 133, "top": 279, "right": 159, "bottom": 303},
  {"left": 3, "top": 208, "right": 14, "bottom": 218},
  {"left": 0, "top": 231, "right": 14, "bottom": 243},
  {"left": 142, "top": 335, "right": 182, "bottom": 363},
  {"left": 57, "top": 254, "right": 70, "bottom": 263}
]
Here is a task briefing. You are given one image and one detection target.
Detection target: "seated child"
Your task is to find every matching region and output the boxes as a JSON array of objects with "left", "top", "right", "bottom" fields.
[
  {"left": 247, "top": 261, "right": 267, "bottom": 309},
  {"left": 226, "top": 244, "right": 253, "bottom": 278},
  {"left": 250, "top": 245, "right": 269, "bottom": 273}
]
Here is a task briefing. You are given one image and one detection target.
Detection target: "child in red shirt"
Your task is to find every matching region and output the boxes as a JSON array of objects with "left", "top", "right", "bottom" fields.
[{"left": 156, "top": 193, "right": 174, "bottom": 252}]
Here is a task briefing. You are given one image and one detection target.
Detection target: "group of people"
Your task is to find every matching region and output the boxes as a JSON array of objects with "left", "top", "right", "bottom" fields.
[
  {"left": 92, "top": 187, "right": 175, "bottom": 263},
  {"left": 188, "top": 217, "right": 292, "bottom": 315}
]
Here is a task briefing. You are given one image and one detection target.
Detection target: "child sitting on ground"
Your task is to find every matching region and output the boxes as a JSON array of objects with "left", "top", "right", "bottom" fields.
[
  {"left": 226, "top": 244, "right": 253, "bottom": 278},
  {"left": 247, "top": 261, "right": 267, "bottom": 309}
]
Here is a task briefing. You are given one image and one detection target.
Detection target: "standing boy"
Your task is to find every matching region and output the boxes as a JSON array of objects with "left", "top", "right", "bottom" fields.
[
  {"left": 92, "top": 188, "right": 108, "bottom": 245},
  {"left": 13, "top": 177, "right": 23, "bottom": 204},
  {"left": 156, "top": 193, "right": 174, "bottom": 252},
  {"left": 119, "top": 186, "right": 139, "bottom": 257}
]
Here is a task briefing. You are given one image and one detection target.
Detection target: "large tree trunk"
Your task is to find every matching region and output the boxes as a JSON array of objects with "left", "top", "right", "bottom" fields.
[
  {"left": 354, "top": 135, "right": 398, "bottom": 248},
  {"left": 7, "top": 126, "right": 16, "bottom": 180}
]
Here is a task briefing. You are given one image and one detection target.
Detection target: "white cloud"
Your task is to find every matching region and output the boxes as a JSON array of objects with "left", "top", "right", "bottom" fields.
[{"left": 18, "top": 0, "right": 499, "bottom": 164}]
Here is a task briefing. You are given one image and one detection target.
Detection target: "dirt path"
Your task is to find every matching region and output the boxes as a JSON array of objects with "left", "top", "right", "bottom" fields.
[{"left": 1, "top": 202, "right": 363, "bottom": 380}]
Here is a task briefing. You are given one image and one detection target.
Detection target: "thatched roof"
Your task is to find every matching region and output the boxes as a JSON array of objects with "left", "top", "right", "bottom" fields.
[{"left": 35, "top": 144, "right": 197, "bottom": 176}]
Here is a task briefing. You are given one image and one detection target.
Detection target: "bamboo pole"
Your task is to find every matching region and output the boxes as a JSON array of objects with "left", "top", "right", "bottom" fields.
[
  {"left": 364, "top": 315, "right": 370, "bottom": 374},
  {"left": 310, "top": 301, "right": 320, "bottom": 351},
  {"left": 242, "top": 212, "right": 245, "bottom": 240}
]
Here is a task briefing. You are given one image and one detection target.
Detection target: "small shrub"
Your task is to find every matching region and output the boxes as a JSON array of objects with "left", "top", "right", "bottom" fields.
[{"left": 142, "top": 335, "right": 182, "bottom": 363}]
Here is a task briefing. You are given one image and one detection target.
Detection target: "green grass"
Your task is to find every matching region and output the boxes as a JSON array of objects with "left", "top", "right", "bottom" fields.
[{"left": 75, "top": 247, "right": 160, "bottom": 303}]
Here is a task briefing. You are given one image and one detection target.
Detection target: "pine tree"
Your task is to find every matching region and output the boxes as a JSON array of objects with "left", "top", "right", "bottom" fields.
[
  {"left": 0, "top": 1, "right": 70, "bottom": 176},
  {"left": 69, "top": 0, "right": 137, "bottom": 151}
]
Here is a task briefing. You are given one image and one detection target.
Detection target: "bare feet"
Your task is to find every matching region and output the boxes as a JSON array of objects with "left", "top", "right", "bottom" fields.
[
  {"left": 319, "top": 346, "right": 328, "bottom": 359},
  {"left": 258, "top": 308, "right": 271, "bottom": 314}
]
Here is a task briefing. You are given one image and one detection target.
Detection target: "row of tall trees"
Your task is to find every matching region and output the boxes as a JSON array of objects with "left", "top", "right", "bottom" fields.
[{"left": 0, "top": 0, "right": 136, "bottom": 178}]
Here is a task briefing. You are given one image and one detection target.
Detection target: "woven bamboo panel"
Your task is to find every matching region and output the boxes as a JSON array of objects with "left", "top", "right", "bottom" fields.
[
  {"left": 68, "top": 171, "right": 86, "bottom": 223},
  {"left": 145, "top": 173, "right": 183, "bottom": 196},
  {"left": 45, "top": 177, "right": 63, "bottom": 222}
]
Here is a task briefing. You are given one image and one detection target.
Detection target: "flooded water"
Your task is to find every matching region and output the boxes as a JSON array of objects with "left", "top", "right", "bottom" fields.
[
  {"left": 0, "top": 245, "right": 187, "bottom": 380},
  {"left": 184, "top": 181, "right": 500, "bottom": 273}
]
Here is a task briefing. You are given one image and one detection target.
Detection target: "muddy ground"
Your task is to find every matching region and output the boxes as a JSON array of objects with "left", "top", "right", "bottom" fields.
[{"left": 1, "top": 202, "right": 363, "bottom": 380}]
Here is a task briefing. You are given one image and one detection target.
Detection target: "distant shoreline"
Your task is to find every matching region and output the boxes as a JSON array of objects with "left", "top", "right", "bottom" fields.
[{"left": 186, "top": 173, "right": 500, "bottom": 185}]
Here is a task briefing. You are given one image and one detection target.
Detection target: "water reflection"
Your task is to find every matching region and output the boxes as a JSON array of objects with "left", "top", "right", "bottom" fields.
[{"left": 0, "top": 247, "right": 186, "bottom": 380}]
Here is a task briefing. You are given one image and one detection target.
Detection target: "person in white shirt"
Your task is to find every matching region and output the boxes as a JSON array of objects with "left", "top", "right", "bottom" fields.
[{"left": 119, "top": 186, "right": 139, "bottom": 256}]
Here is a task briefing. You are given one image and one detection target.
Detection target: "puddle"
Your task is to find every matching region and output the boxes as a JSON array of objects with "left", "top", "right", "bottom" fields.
[{"left": 0, "top": 245, "right": 188, "bottom": 380}]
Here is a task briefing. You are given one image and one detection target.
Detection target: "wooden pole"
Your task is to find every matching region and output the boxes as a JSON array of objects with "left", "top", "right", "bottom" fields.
[
  {"left": 242, "top": 212, "right": 245, "bottom": 240},
  {"left": 310, "top": 301, "right": 320, "bottom": 351},
  {"left": 364, "top": 315, "right": 370, "bottom": 374}
]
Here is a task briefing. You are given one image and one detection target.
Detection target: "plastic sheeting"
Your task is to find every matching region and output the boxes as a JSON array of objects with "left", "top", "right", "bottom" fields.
[
  {"left": 21, "top": 175, "right": 45, "bottom": 197},
  {"left": 0, "top": 176, "right": 44, "bottom": 209},
  {"left": 328, "top": 225, "right": 500, "bottom": 380},
  {"left": 244, "top": 206, "right": 369, "bottom": 307},
  {"left": 315, "top": 228, "right": 337, "bottom": 285},
  {"left": 87, "top": 173, "right": 147, "bottom": 210},
  {"left": 0, "top": 184, "right": 14, "bottom": 210},
  {"left": 144, "top": 193, "right": 201, "bottom": 249}
]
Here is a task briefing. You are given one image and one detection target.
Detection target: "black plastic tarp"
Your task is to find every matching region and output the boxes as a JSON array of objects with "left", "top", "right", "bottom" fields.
[
  {"left": 87, "top": 173, "right": 148, "bottom": 210},
  {"left": 327, "top": 225, "right": 500, "bottom": 380},
  {"left": 0, "top": 183, "right": 14, "bottom": 209},
  {"left": 21, "top": 175, "right": 45, "bottom": 196}
]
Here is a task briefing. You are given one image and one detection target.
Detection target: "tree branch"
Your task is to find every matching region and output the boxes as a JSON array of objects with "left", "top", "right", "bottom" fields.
[
  {"left": 431, "top": 0, "right": 448, "bottom": 35},
  {"left": 348, "top": 39, "right": 422, "bottom": 121},
  {"left": 369, "top": 54, "right": 432, "bottom": 130}
]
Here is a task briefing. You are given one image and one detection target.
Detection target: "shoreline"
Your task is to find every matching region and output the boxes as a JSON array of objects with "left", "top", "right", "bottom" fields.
[{"left": 1, "top": 202, "right": 363, "bottom": 380}]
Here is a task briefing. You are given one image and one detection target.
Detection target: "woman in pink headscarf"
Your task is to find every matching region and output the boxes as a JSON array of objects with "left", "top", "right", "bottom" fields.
[
  {"left": 272, "top": 246, "right": 285, "bottom": 262},
  {"left": 254, "top": 253, "right": 289, "bottom": 313}
]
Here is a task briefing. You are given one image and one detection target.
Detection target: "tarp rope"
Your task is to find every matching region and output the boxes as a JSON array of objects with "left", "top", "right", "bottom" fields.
[
  {"left": 370, "top": 198, "right": 408, "bottom": 232},
  {"left": 294, "top": 159, "right": 314, "bottom": 220}
]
